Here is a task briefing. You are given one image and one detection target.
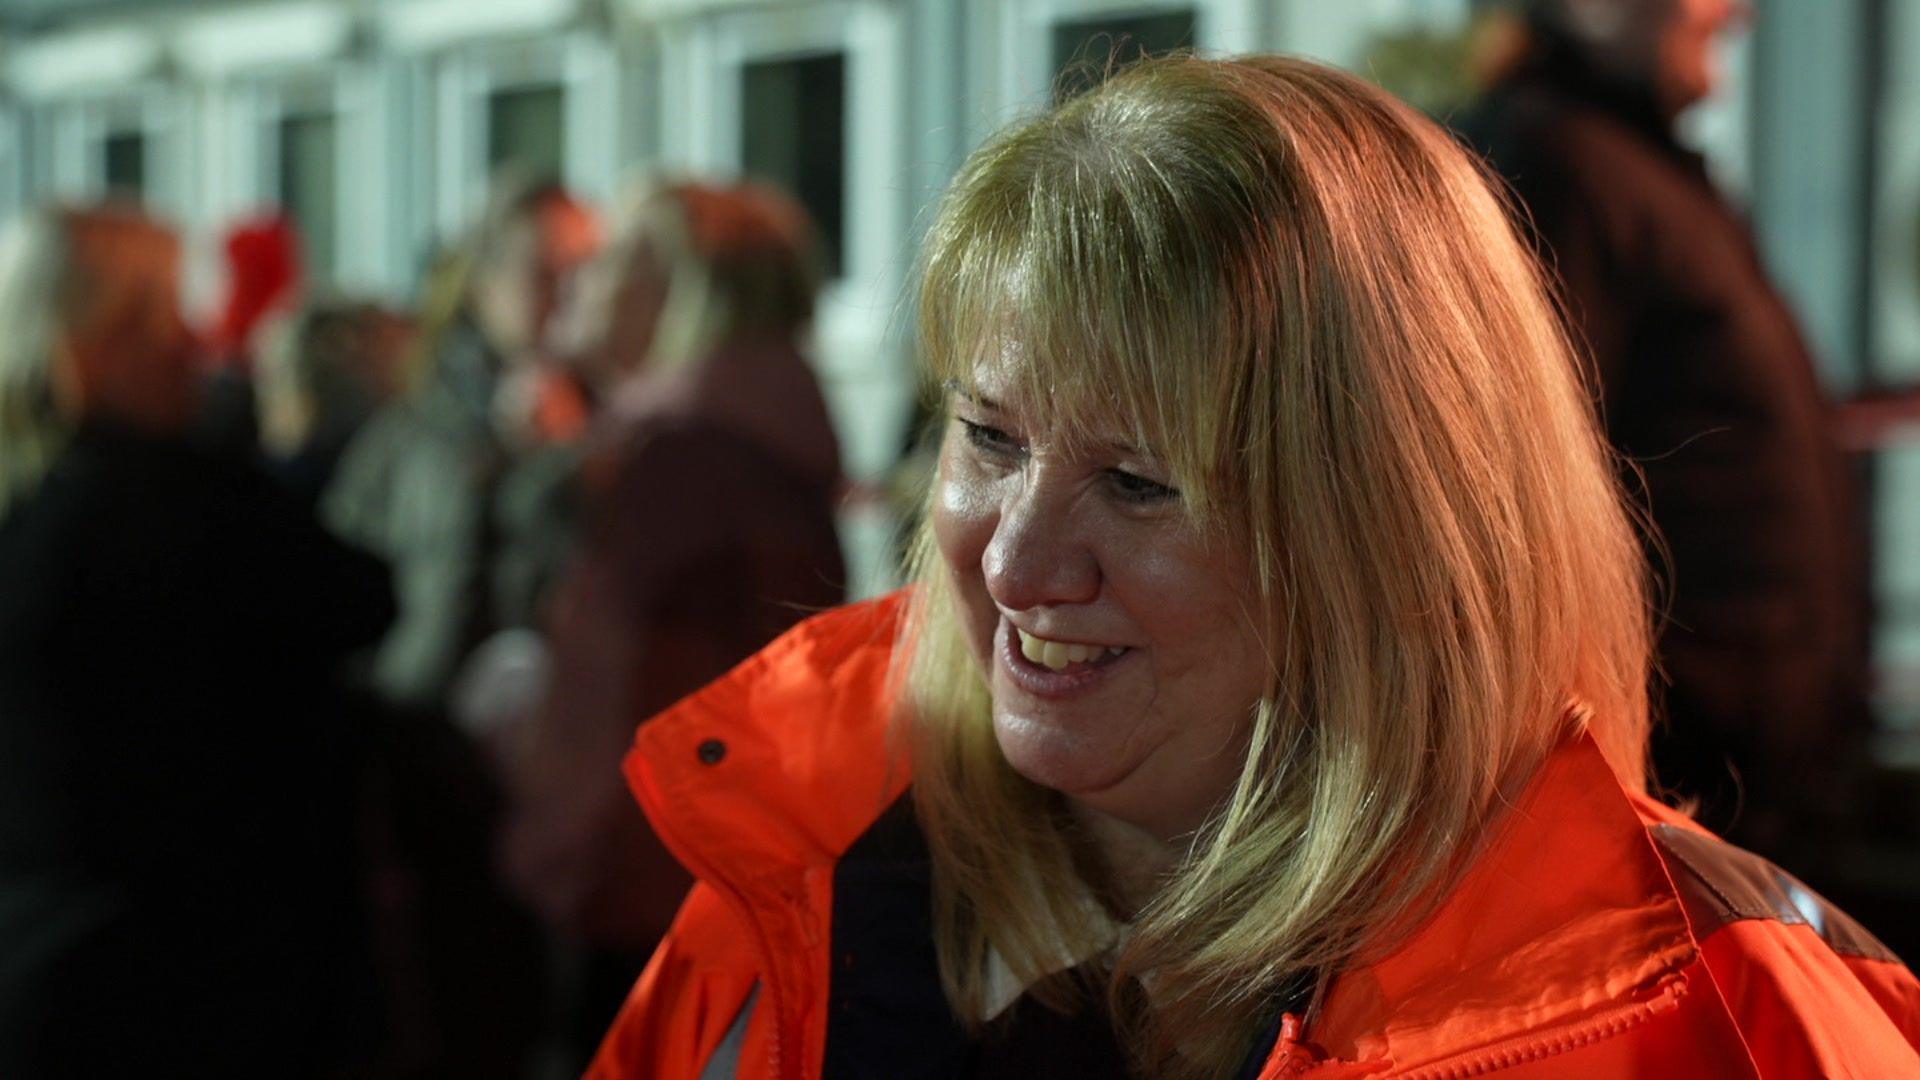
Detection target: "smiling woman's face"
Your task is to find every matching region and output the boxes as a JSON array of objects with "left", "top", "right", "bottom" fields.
[{"left": 931, "top": 363, "right": 1269, "bottom": 842}]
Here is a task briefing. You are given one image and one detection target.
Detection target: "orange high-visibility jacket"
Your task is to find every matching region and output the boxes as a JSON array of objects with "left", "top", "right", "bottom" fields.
[{"left": 588, "top": 594, "right": 1920, "bottom": 1078}]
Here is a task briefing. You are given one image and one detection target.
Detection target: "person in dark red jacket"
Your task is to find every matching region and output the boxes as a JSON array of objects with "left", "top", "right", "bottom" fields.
[
  {"left": 588, "top": 56, "right": 1918, "bottom": 1078},
  {"left": 501, "top": 180, "right": 845, "bottom": 1071},
  {"left": 1456, "top": 0, "right": 1867, "bottom": 858}
]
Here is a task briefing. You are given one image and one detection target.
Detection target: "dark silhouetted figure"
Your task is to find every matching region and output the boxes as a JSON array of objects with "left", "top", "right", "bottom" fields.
[
  {"left": 0, "top": 206, "right": 393, "bottom": 1076},
  {"left": 1459, "top": 0, "right": 1866, "bottom": 856}
]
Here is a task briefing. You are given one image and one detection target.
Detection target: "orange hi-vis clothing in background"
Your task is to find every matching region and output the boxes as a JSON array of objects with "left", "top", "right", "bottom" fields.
[{"left": 587, "top": 594, "right": 1920, "bottom": 1078}]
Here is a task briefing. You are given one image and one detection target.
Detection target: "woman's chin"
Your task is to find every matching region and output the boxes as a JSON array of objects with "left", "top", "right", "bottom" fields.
[{"left": 991, "top": 708, "right": 1134, "bottom": 796}]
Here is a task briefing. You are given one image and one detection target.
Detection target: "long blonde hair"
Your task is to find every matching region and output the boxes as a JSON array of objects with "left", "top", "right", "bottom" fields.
[
  {"left": 901, "top": 55, "right": 1652, "bottom": 1076},
  {"left": 403, "top": 173, "right": 594, "bottom": 393}
]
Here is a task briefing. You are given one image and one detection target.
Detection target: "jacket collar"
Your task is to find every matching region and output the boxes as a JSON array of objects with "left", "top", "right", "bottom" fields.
[
  {"left": 1496, "top": 52, "right": 1712, "bottom": 187},
  {"left": 624, "top": 592, "right": 912, "bottom": 895},
  {"left": 624, "top": 594, "right": 915, "bottom": 1080},
  {"left": 1280, "top": 732, "right": 1698, "bottom": 1077},
  {"left": 1506, "top": 32, "right": 1676, "bottom": 141}
]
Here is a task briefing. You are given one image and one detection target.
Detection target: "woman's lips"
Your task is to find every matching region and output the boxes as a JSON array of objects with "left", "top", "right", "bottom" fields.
[{"left": 998, "top": 620, "right": 1133, "bottom": 699}]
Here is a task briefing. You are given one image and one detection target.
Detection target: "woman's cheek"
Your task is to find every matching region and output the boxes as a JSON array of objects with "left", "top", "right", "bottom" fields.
[
  {"left": 932, "top": 445, "right": 995, "bottom": 567},
  {"left": 931, "top": 451, "right": 1003, "bottom": 668}
]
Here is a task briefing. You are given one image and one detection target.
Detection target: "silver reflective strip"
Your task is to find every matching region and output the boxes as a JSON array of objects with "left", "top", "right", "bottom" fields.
[{"left": 700, "top": 983, "right": 760, "bottom": 1080}]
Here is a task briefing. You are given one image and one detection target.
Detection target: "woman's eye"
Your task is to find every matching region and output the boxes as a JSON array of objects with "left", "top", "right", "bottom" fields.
[
  {"left": 959, "top": 418, "right": 1021, "bottom": 458},
  {"left": 1106, "top": 469, "right": 1179, "bottom": 505}
]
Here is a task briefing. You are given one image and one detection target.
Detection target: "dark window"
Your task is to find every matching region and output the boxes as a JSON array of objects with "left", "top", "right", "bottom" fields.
[
  {"left": 488, "top": 83, "right": 565, "bottom": 178},
  {"left": 742, "top": 51, "right": 846, "bottom": 278},
  {"left": 102, "top": 130, "right": 144, "bottom": 198},
  {"left": 1051, "top": 8, "right": 1197, "bottom": 102},
  {"left": 279, "top": 112, "right": 338, "bottom": 284}
]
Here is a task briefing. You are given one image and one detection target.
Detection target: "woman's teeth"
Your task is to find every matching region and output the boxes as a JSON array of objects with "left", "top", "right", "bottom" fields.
[{"left": 1016, "top": 628, "right": 1127, "bottom": 671}]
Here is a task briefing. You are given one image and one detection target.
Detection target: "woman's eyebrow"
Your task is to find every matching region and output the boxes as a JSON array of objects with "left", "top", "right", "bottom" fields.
[{"left": 941, "top": 378, "right": 998, "bottom": 410}]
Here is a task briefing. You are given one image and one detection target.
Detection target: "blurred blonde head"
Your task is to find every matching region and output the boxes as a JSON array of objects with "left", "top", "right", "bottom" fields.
[
  {"left": 902, "top": 54, "right": 1652, "bottom": 1075},
  {"left": 557, "top": 178, "right": 822, "bottom": 385},
  {"left": 406, "top": 174, "right": 599, "bottom": 391},
  {"left": 0, "top": 205, "right": 195, "bottom": 518}
]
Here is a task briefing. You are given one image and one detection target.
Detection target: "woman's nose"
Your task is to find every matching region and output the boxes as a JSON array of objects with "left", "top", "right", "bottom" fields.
[{"left": 981, "top": 481, "right": 1100, "bottom": 611}]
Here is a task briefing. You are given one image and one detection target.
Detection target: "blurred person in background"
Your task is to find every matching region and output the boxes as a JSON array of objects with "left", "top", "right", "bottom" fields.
[
  {"left": 325, "top": 175, "right": 600, "bottom": 709},
  {"left": 255, "top": 300, "right": 411, "bottom": 506},
  {"left": 500, "top": 179, "right": 845, "bottom": 1072},
  {"left": 0, "top": 205, "right": 392, "bottom": 1076},
  {"left": 1458, "top": 0, "right": 1867, "bottom": 862}
]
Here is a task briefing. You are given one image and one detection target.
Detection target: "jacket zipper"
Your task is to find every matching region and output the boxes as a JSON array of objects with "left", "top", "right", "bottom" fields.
[
  {"left": 694, "top": 871, "right": 796, "bottom": 1080},
  {"left": 1396, "top": 972, "right": 1690, "bottom": 1079},
  {"left": 637, "top": 764, "right": 796, "bottom": 1080}
]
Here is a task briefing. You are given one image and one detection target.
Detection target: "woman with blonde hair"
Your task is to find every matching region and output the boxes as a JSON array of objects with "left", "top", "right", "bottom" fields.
[{"left": 588, "top": 56, "right": 1918, "bottom": 1078}]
